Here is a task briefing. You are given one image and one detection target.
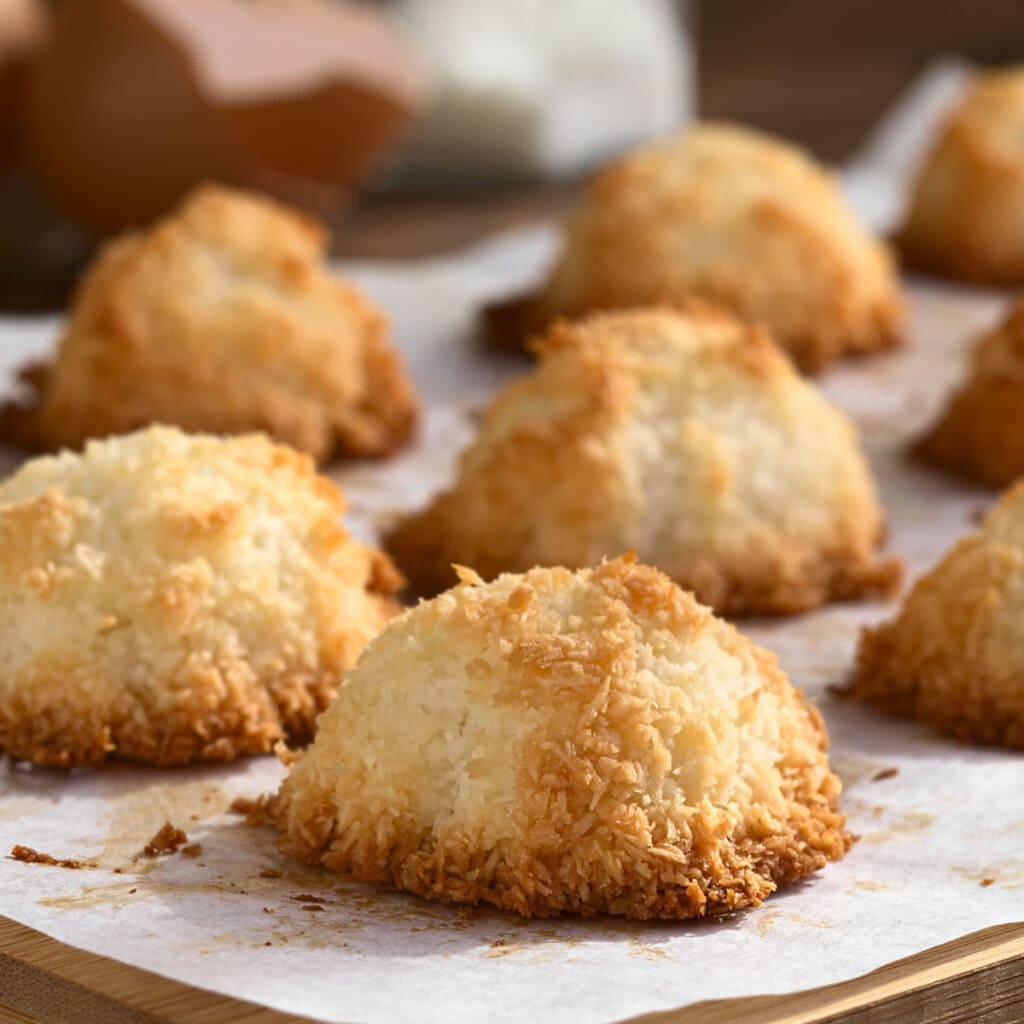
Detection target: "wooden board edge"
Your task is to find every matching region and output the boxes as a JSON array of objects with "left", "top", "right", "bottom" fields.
[
  {"left": 1, "top": 914, "right": 1022, "bottom": 1024},
  {"left": 622, "top": 921, "right": 1024, "bottom": 1024},
  {"left": 0, "top": 917, "right": 315, "bottom": 1024},
  {"left": 0, "top": 998, "right": 42, "bottom": 1024}
]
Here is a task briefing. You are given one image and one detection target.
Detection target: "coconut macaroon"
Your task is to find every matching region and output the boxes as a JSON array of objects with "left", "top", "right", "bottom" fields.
[
  {"left": 0, "top": 426, "right": 400, "bottom": 768},
  {"left": 849, "top": 483, "right": 1024, "bottom": 749},
  {"left": 276, "top": 556, "right": 851, "bottom": 919},
  {"left": 0, "top": 184, "right": 417, "bottom": 461},
  {"left": 898, "top": 68, "right": 1024, "bottom": 285},
  {"left": 486, "top": 122, "right": 903, "bottom": 373},
  {"left": 915, "top": 299, "right": 1024, "bottom": 485},
  {"left": 388, "top": 306, "right": 900, "bottom": 616}
]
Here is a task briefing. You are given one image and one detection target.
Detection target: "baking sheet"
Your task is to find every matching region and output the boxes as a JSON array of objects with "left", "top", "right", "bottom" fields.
[{"left": 1, "top": 60, "right": 1022, "bottom": 1024}]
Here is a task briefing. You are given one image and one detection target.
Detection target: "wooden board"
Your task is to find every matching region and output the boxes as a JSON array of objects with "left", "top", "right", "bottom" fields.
[{"left": 1, "top": 914, "right": 1022, "bottom": 1024}]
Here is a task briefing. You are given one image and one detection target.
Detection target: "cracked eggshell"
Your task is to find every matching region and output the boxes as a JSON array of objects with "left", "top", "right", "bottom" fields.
[
  {"left": 0, "top": 0, "right": 47, "bottom": 165},
  {"left": 21, "top": 0, "right": 427, "bottom": 233}
]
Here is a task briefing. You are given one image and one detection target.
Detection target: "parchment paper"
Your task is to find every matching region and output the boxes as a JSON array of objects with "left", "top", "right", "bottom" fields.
[{"left": 1, "top": 60, "right": 1022, "bottom": 1024}]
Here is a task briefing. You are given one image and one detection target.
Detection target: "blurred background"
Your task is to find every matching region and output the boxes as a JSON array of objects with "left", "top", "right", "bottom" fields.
[{"left": 2, "top": 0, "right": 1024, "bottom": 312}]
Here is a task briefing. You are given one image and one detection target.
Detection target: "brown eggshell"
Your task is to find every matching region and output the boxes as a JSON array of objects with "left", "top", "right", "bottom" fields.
[
  {"left": 224, "top": 83, "right": 416, "bottom": 189},
  {"left": 22, "top": 0, "right": 426, "bottom": 234},
  {"left": 0, "top": 0, "right": 47, "bottom": 165}
]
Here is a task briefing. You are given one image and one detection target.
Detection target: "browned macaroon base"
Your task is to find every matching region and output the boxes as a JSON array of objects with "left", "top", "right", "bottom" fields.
[
  {"left": 609, "top": 544, "right": 902, "bottom": 620},
  {"left": 0, "top": 334, "right": 418, "bottom": 465},
  {"left": 332, "top": 332, "right": 419, "bottom": 459},
  {"left": 480, "top": 293, "right": 903, "bottom": 376},
  {"left": 846, "top": 623, "right": 1024, "bottom": 751},
  {"left": 276, "top": 777, "right": 851, "bottom": 920},
  {"left": 386, "top": 522, "right": 902, "bottom": 619},
  {"left": 0, "top": 184, "right": 421, "bottom": 464},
  {"left": 913, "top": 376, "right": 1024, "bottom": 487},
  {"left": 776, "top": 319, "right": 903, "bottom": 376},
  {"left": 0, "top": 670, "right": 339, "bottom": 769},
  {"left": 897, "top": 229, "right": 1024, "bottom": 288}
]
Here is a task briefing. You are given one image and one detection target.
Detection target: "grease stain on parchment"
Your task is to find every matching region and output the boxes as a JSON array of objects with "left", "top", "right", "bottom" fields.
[
  {"left": 953, "top": 863, "right": 1024, "bottom": 890},
  {"left": 0, "top": 794, "right": 53, "bottom": 823},
  {"left": 848, "top": 880, "right": 888, "bottom": 893},
  {"left": 628, "top": 935, "right": 673, "bottom": 961},
  {"left": 36, "top": 816, "right": 492, "bottom": 952},
  {"left": 0, "top": 765, "right": 61, "bottom": 822},
  {"left": 754, "top": 910, "right": 832, "bottom": 935},
  {"left": 753, "top": 909, "right": 780, "bottom": 936},
  {"left": 847, "top": 799, "right": 935, "bottom": 845},
  {"left": 36, "top": 817, "right": 693, "bottom": 965},
  {"left": 833, "top": 759, "right": 902, "bottom": 788},
  {"left": 482, "top": 939, "right": 525, "bottom": 959},
  {"left": 98, "top": 778, "right": 228, "bottom": 866},
  {"left": 860, "top": 810, "right": 935, "bottom": 844}
]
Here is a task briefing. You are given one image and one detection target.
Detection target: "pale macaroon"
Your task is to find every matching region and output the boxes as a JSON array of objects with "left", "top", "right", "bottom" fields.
[
  {"left": 0, "top": 426, "right": 400, "bottom": 768},
  {"left": 898, "top": 68, "right": 1024, "bottom": 284},
  {"left": 0, "top": 184, "right": 418, "bottom": 462},
  {"left": 276, "top": 556, "right": 851, "bottom": 919},
  {"left": 486, "top": 122, "right": 903, "bottom": 372},
  {"left": 389, "top": 305, "right": 900, "bottom": 616},
  {"left": 849, "top": 482, "right": 1024, "bottom": 749},
  {"left": 915, "top": 298, "right": 1024, "bottom": 486}
]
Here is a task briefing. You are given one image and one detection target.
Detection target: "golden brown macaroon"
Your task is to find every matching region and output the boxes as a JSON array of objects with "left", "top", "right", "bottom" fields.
[
  {"left": 0, "top": 426, "right": 400, "bottom": 768},
  {"left": 389, "top": 306, "right": 900, "bottom": 616},
  {"left": 848, "top": 482, "right": 1024, "bottom": 749},
  {"left": 276, "top": 556, "right": 851, "bottom": 920},
  {"left": 487, "top": 122, "right": 903, "bottom": 373},
  {"left": 915, "top": 298, "right": 1024, "bottom": 485},
  {"left": 898, "top": 68, "right": 1024, "bottom": 285},
  {"left": 0, "top": 184, "right": 417, "bottom": 461}
]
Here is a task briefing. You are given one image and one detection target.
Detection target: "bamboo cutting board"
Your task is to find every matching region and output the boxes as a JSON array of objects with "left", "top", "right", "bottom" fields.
[{"left": 1, "top": 916, "right": 1023, "bottom": 1024}]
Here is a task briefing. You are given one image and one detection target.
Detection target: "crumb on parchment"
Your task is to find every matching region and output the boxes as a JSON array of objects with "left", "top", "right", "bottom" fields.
[
  {"left": 229, "top": 795, "right": 276, "bottom": 827},
  {"left": 142, "top": 822, "right": 188, "bottom": 857},
  {"left": 9, "top": 845, "right": 95, "bottom": 869}
]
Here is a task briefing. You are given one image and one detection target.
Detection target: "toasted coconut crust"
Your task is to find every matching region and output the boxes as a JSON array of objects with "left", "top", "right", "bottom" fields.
[
  {"left": 0, "top": 427, "right": 401, "bottom": 768},
  {"left": 0, "top": 184, "right": 417, "bottom": 462},
  {"left": 897, "top": 69, "right": 1024, "bottom": 285},
  {"left": 483, "top": 122, "right": 904, "bottom": 373},
  {"left": 847, "top": 482, "right": 1024, "bottom": 749},
  {"left": 390, "top": 512, "right": 899, "bottom": 619},
  {"left": 276, "top": 557, "right": 851, "bottom": 919},
  {"left": 915, "top": 299, "right": 1024, "bottom": 486},
  {"left": 0, "top": 672, "right": 343, "bottom": 770},
  {"left": 390, "top": 306, "right": 900, "bottom": 616}
]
